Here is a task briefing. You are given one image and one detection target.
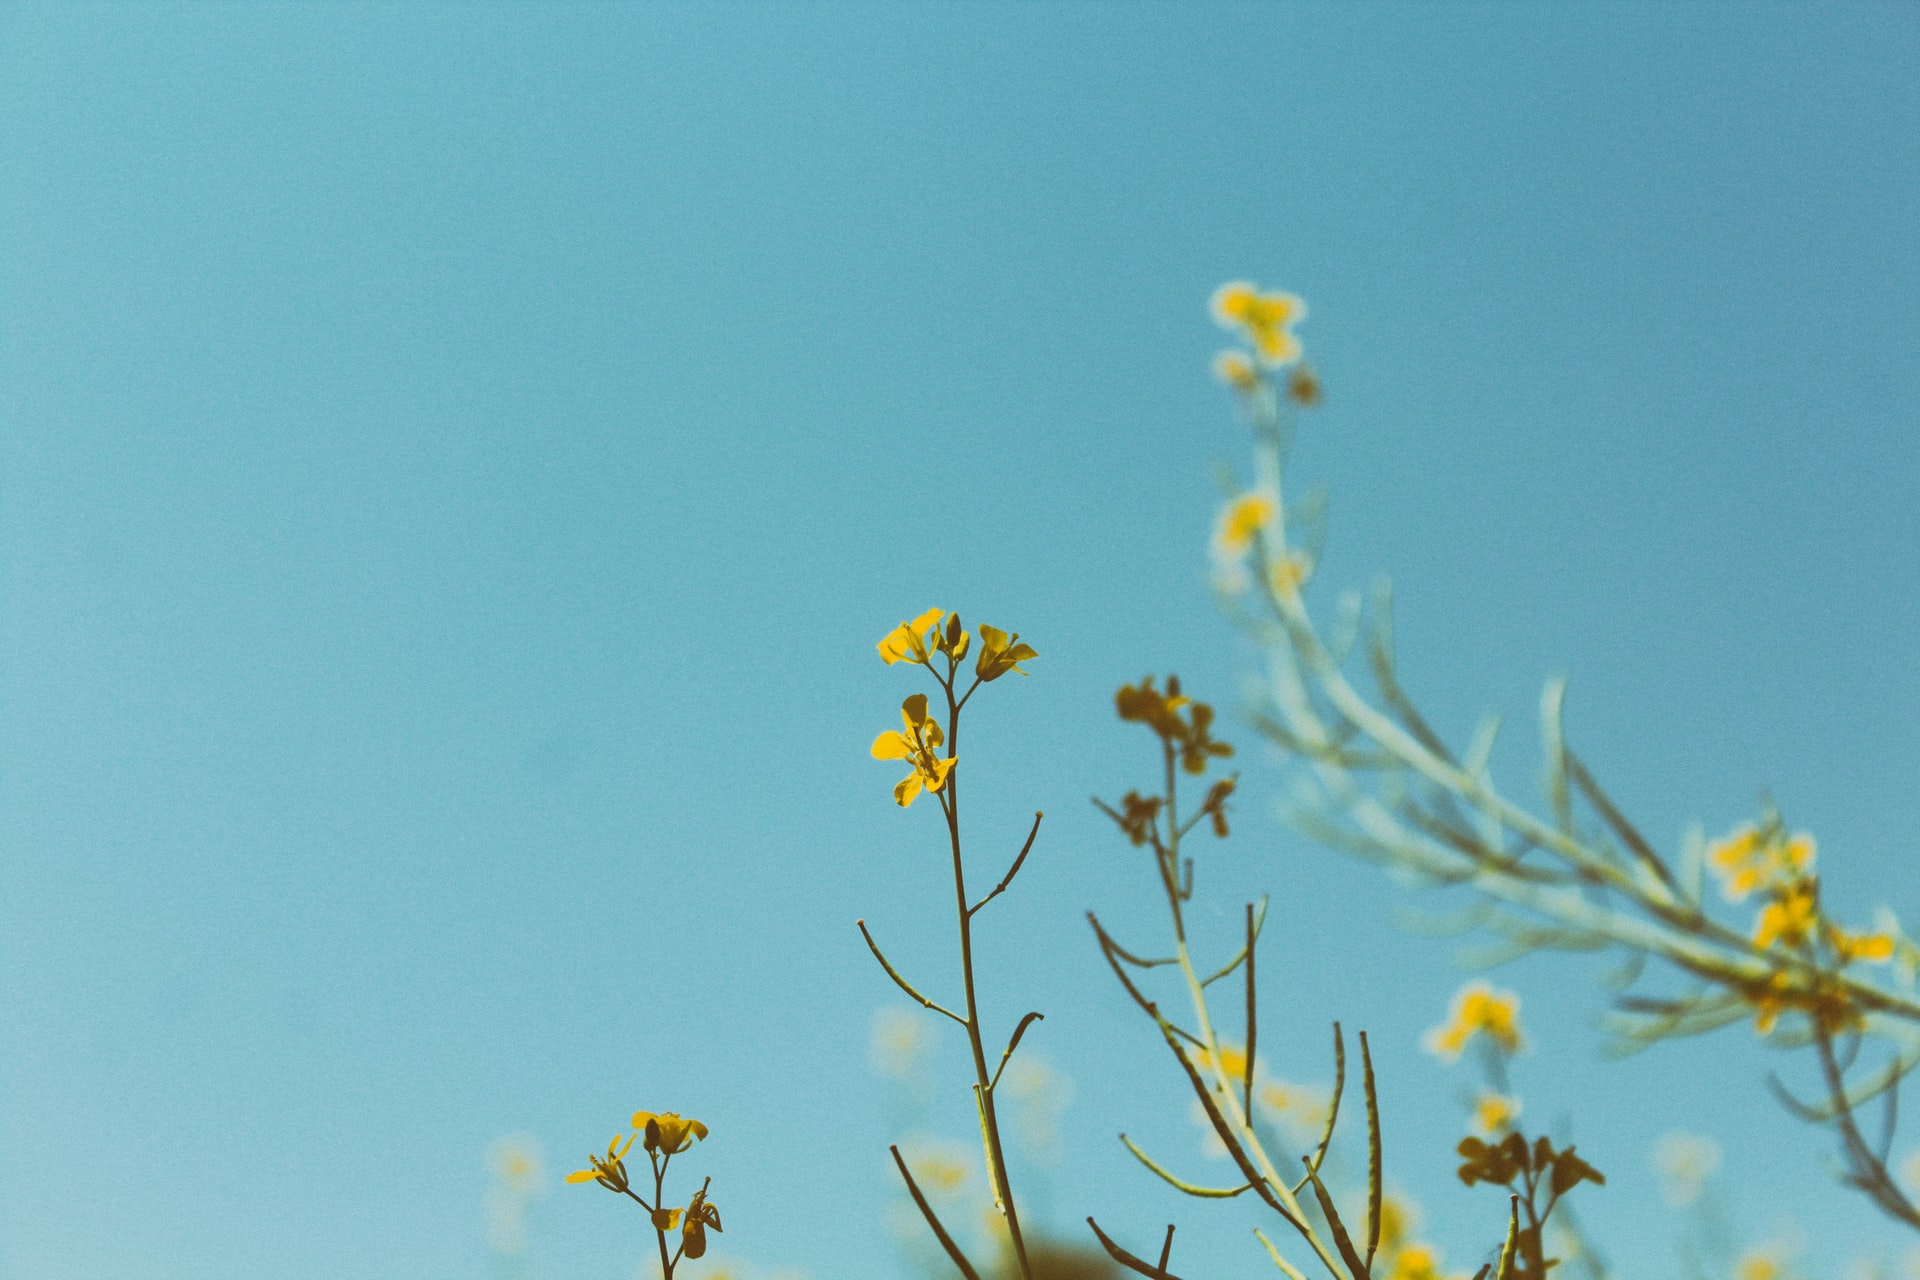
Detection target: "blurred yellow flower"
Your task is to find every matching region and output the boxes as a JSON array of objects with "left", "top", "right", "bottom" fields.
[
  {"left": 1268, "top": 550, "right": 1314, "bottom": 599},
  {"left": 566, "top": 1132, "right": 636, "bottom": 1190},
  {"left": 1422, "top": 981, "right": 1524, "bottom": 1061},
  {"left": 1471, "top": 1092, "right": 1523, "bottom": 1136},
  {"left": 1709, "top": 822, "right": 1815, "bottom": 902},
  {"left": 870, "top": 1006, "right": 936, "bottom": 1080},
  {"left": 1210, "top": 281, "right": 1308, "bottom": 366},
  {"left": 1653, "top": 1132, "right": 1721, "bottom": 1207},
  {"left": 1754, "top": 883, "right": 1818, "bottom": 950},
  {"left": 1833, "top": 924, "right": 1897, "bottom": 965},
  {"left": 1385, "top": 1242, "right": 1449, "bottom": 1280},
  {"left": 1212, "top": 350, "right": 1261, "bottom": 392},
  {"left": 1213, "top": 492, "right": 1276, "bottom": 561},
  {"left": 633, "top": 1110, "right": 708, "bottom": 1155},
  {"left": 871, "top": 692, "right": 956, "bottom": 807},
  {"left": 1736, "top": 1249, "right": 1784, "bottom": 1280},
  {"left": 878, "top": 609, "right": 946, "bottom": 666},
  {"left": 1373, "top": 1191, "right": 1421, "bottom": 1254}
]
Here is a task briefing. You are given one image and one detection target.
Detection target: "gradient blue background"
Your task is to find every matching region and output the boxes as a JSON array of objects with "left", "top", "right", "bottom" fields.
[{"left": 4, "top": 4, "right": 1917, "bottom": 1277}]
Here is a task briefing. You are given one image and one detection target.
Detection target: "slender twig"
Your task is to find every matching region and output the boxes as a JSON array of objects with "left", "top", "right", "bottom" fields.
[
  {"left": 989, "top": 1012, "right": 1045, "bottom": 1091},
  {"left": 970, "top": 811, "right": 1044, "bottom": 917},
  {"left": 891, "top": 1145, "right": 984, "bottom": 1280},
  {"left": 1086, "top": 1218, "right": 1187, "bottom": 1280},
  {"left": 858, "top": 919, "right": 966, "bottom": 1025}
]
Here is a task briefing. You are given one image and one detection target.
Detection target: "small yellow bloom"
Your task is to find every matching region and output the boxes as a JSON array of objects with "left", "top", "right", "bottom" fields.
[
  {"left": 1212, "top": 349, "right": 1262, "bottom": 393},
  {"left": 1213, "top": 492, "right": 1276, "bottom": 561},
  {"left": 1373, "top": 1191, "right": 1421, "bottom": 1254},
  {"left": 1384, "top": 1242, "right": 1446, "bottom": 1280},
  {"left": 1471, "top": 1092, "right": 1523, "bottom": 1136},
  {"left": 1268, "top": 550, "right": 1314, "bottom": 599},
  {"left": 974, "top": 624, "right": 1037, "bottom": 682},
  {"left": 871, "top": 692, "right": 957, "bottom": 807},
  {"left": 1210, "top": 281, "right": 1307, "bottom": 366},
  {"left": 679, "top": 1183, "right": 723, "bottom": 1259},
  {"left": 1422, "top": 981, "right": 1524, "bottom": 1061},
  {"left": 1709, "top": 821, "right": 1815, "bottom": 902},
  {"left": 566, "top": 1132, "right": 636, "bottom": 1191},
  {"left": 1735, "top": 1249, "right": 1783, "bottom": 1280},
  {"left": 1187, "top": 1041, "right": 1251, "bottom": 1082},
  {"left": 633, "top": 1110, "right": 709, "bottom": 1155},
  {"left": 1754, "top": 881, "right": 1819, "bottom": 950},
  {"left": 1834, "top": 926, "right": 1897, "bottom": 965},
  {"left": 878, "top": 608, "right": 946, "bottom": 666}
]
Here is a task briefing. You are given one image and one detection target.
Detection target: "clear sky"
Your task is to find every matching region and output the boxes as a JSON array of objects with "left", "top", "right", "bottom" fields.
[{"left": 4, "top": 4, "right": 1918, "bottom": 1278}]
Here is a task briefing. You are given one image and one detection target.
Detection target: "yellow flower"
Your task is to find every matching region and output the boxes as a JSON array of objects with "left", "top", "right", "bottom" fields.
[
  {"left": 565, "top": 1132, "right": 636, "bottom": 1191},
  {"left": 1186, "top": 1041, "right": 1251, "bottom": 1082},
  {"left": 1735, "top": 1249, "right": 1783, "bottom": 1280},
  {"left": 871, "top": 692, "right": 957, "bottom": 807},
  {"left": 680, "top": 1183, "right": 723, "bottom": 1259},
  {"left": 1834, "top": 925, "right": 1897, "bottom": 965},
  {"left": 633, "top": 1110, "right": 708, "bottom": 1155},
  {"left": 1268, "top": 550, "right": 1314, "bottom": 599},
  {"left": 1709, "top": 821, "right": 1815, "bottom": 902},
  {"left": 1384, "top": 1242, "right": 1447, "bottom": 1280},
  {"left": 974, "top": 624, "right": 1037, "bottom": 682},
  {"left": 1753, "top": 881, "right": 1818, "bottom": 950},
  {"left": 1210, "top": 281, "right": 1307, "bottom": 366},
  {"left": 1373, "top": 1191, "right": 1421, "bottom": 1255},
  {"left": 1471, "top": 1093, "right": 1523, "bottom": 1136},
  {"left": 1422, "top": 981, "right": 1524, "bottom": 1061},
  {"left": 1212, "top": 350, "right": 1262, "bottom": 392},
  {"left": 878, "top": 608, "right": 946, "bottom": 666},
  {"left": 1213, "top": 492, "right": 1276, "bottom": 561}
]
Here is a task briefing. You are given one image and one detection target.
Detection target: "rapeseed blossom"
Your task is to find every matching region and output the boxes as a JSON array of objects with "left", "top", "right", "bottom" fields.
[
  {"left": 566, "top": 1132, "right": 636, "bottom": 1191},
  {"left": 1422, "top": 981, "right": 1524, "bottom": 1061},
  {"left": 878, "top": 609, "right": 947, "bottom": 667},
  {"left": 1709, "top": 822, "right": 1815, "bottom": 902},
  {"left": 635, "top": 1111, "right": 709, "bottom": 1155},
  {"left": 871, "top": 693, "right": 956, "bottom": 807},
  {"left": 1210, "top": 281, "right": 1307, "bottom": 366}
]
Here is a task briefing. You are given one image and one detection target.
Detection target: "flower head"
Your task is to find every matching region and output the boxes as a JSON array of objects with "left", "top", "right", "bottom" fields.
[
  {"left": 1210, "top": 281, "right": 1308, "bottom": 366},
  {"left": 1471, "top": 1093, "right": 1523, "bottom": 1136},
  {"left": 871, "top": 692, "right": 956, "bottom": 807},
  {"left": 1212, "top": 350, "right": 1262, "bottom": 393},
  {"left": 1753, "top": 881, "right": 1819, "bottom": 950},
  {"left": 680, "top": 1182, "right": 723, "bottom": 1259},
  {"left": 1422, "top": 981, "right": 1524, "bottom": 1061},
  {"left": 974, "top": 624, "right": 1037, "bottom": 682},
  {"left": 633, "top": 1110, "right": 708, "bottom": 1155},
  {"left": 1212, "top": 492, "right": 1276, "bottom": 561},
  {"left": 566, "top": 1132, "right": 636, "bottom": 1192},
  {"left": 878, "top": 609, "right": 947, "bottom": 667},
  {"left": 1709, "top": 820, "right": 1815, "bottom": 902}
]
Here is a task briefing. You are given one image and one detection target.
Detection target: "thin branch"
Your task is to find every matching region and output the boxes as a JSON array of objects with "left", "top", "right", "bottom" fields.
[
  {"left": 1244, "top": 902, "right": 1259, "bottom": 1119},
  {"left": 891, "top": 1145, "right": 983, "bottom": 1280},
  {"left": 989, "top": 1012, "right": 1045, "bottom": 1091},
  {"left": 858, "top": 919, "right": 966, "bottom": 1026},
  {"left": 1119, "top": 1134, "right": 1254, "bottom": 1198},
  {"left": 1086, "top": 1218, "right": 1186, "bottom": 1280},
  {"left": 1252, "top": 1229, "right": 1313, "bottom": 1280},
  {"left": 1360, "top": 1030, "right": 1382, "bottom": 1271},
  {"left": 971, "top": 812, "right": 1044, "bottom": 916}
]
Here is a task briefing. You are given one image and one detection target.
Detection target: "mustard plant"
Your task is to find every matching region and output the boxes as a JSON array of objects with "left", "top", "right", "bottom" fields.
[
  {"left": 1089, "top": 673, "right": 1561, "bottom": 1280},
  {"left": 1201, "top": 277, "right": 1920, "bottom": 1232},
  {"left": 862, "top": 608, "right": 1045, "bottom": 1280}
]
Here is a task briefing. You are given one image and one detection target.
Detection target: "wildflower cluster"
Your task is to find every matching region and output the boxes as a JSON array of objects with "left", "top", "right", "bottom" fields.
[
  {"left": 1091, "top": 673, "right": 1542, "bottom": 1280},
  {"left": 566, "top": 1110, "right": 718, "bottom": 1277},
  {"left": 1199, "top": 275, "right": 1920, "bottom": 1236}
]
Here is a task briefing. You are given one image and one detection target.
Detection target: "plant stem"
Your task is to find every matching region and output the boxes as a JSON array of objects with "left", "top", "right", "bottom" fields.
[{"left": 943, "top": 679, "right": 1035, "bottom": 1280}]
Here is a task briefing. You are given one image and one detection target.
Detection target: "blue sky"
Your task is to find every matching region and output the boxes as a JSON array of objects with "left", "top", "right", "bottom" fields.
[{"left": 3, "top": 4, "right": 1917, "bottom": 1278}]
